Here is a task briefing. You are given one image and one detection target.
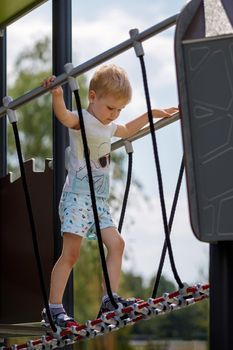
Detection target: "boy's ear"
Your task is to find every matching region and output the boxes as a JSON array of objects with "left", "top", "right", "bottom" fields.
[{"left": 88, "top": 90, "right": 96, "bottom": 102}]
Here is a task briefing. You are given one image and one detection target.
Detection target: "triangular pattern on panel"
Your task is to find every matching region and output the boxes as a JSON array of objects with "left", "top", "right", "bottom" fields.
[
  {"left": 189, "top": 46, "right": 210, "bottom": 71},
  {"left": 194, "top": 105, "right": 214, "bottom": 119}
]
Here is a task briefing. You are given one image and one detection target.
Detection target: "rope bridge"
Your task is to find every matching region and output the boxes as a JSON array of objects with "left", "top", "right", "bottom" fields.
[{"left": 1, "top": 283, "right": 209, "bottom": 350}]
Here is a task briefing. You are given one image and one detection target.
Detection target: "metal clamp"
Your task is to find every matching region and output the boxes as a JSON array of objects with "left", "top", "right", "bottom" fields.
[
  {"left": 26, "top": 340, "right": 38, "bottom": 350},
  {"left": 129, "top": 28, "right": 144, "bottom": 57},
  {"left": 178, "top": 282, "right": 189, "bottom": 296},
  {"left": 2, "top": 96, "right": 18, "bottom": 123},
  {"left": 124, "top": 140, "right": 133, "bottom": 154},
  {"left": 64, "top": 62, "right": 79, "bottom": 91}
]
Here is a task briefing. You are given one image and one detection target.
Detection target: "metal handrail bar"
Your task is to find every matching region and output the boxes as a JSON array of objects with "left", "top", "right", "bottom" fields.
[
  {"left": 0, "top": 13, "right": 178, "bottom": 118},
  {"left": 46, "top": 113, "right": 179, "bottom": 170},
  {"left": 111, "top": 112, "right": 179, "bottom": 151}
]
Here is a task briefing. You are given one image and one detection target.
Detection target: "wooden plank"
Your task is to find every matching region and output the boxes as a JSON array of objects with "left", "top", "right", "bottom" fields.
[
  {"left": 0, "top": 159, "right": 53, "bottom": 324},
  {"left": 0, "top": 323, "right": 46, "bottom": 337}
]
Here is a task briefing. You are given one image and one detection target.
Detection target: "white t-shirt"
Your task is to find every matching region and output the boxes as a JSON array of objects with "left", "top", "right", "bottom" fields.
[{"left": 63, "top": 109, "right": 118, "bottom": 198}]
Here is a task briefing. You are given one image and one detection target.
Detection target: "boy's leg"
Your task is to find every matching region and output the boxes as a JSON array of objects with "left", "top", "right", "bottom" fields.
[
  {"left": 99, "top": 227, "right": 136, "bottom": 314},
  {"left": 49, "top": 232, "right": 83, "bottom": 304},
  {"left": 101, "top": 226, "right": 125, "bottom": 294}
]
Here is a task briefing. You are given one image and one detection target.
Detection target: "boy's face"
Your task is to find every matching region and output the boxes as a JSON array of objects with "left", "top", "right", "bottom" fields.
[{"left": 88, "top": 90, "right": 127, "bottom": 124}]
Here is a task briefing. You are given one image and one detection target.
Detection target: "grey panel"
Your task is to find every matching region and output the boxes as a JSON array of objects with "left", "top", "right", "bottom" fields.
[{"left": 181, "top": 35, "right": 233, "bottom": 241}]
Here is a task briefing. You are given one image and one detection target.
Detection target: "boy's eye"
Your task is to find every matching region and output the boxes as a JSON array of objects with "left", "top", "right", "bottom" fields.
[{"left": 107, "top": 106, "right": 122, "bottom": 112}]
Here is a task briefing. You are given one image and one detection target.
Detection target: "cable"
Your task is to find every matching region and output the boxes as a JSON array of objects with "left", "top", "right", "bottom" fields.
[
  {"left": 11, "top": 121, "right": 57, "bottom": 333},
  {"left": 118, "top": 146, "right": 133, "bottom": 233},
  {"left": 138, "top": 54, "right": 183, "bottom": 289},
  {"left": 72, "top": 89, "right": 118, "bottom": 309},
  {"left": 152, "top": 156, "right": 184, "bottom": 298},
  {"left": 129, "top": 29, "right": 183, "bottom": 289}
]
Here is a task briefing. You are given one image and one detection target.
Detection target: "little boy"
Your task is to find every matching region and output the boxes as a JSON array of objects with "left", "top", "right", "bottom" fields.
[{"left": 42, "top": 64, "right": 178, "bottom": 327}]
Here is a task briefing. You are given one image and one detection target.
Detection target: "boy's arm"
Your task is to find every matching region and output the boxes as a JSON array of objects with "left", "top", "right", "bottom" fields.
[
  {"left": 43, "top": 75, "right": 80, "bottom": 130},
  {"left": 114, "top": 107, "right": 178, "bottom": 138},
  {"left": 52, "top": 93, "right": 80, "bottom": 130}
]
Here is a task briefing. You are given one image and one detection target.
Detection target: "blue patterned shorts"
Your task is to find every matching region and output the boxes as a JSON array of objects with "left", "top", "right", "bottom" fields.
[{"left": 59, "top": 192, "right": 116, "bottom": 240}]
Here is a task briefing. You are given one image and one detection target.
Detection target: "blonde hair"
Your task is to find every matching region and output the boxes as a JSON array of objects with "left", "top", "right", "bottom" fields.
[{"left": 89, "top": 64, "right": 132, "bottom": 103}]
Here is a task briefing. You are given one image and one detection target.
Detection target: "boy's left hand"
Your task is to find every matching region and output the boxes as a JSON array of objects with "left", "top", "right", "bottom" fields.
[{"left": 152, "top": 107, "right": 179, "bottom": 118}]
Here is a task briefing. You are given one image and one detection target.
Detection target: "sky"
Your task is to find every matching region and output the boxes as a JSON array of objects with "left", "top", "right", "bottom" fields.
[{"left": 6, "top": 0, "right": 209, "bottom": 287}]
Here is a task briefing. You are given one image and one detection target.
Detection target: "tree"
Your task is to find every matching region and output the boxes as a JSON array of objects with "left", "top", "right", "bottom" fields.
[{"left": 8, "top": 36, "right": 88, "bottom": 172}]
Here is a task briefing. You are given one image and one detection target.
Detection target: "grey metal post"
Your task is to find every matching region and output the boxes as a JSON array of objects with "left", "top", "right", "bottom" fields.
[
  {"left": 52, "top": 0, "right": 73, "bottom": 316},
  {"left": 210, "top": 243, "right": 233, "bottom": 349},
  {"left": 0, "top": 28, "right": 7, "bottom": 347},
  {"left": 0, "top": 29, "right": 7, "bottom": 178}
]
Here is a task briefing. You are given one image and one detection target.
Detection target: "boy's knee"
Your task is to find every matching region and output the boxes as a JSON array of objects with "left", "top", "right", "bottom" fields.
[
  {"left": 116, "top": 235, "right": 125, "bottom": 253},
  {"left": 62, "top": 249, "right": 80, "bottom": 267}
]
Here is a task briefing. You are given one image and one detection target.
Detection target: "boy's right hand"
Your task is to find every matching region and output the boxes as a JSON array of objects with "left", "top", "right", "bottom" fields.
[{"left": 42, "top": 75, "right": 63, "bottom": 96}]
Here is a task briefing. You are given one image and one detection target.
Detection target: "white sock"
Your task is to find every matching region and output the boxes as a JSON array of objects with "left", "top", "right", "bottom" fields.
[
  {"left": 49, "top": 303, "right": 63, "bottom": 309},
  {"left": 49, "top": 304, "right": 67, "bottom": 319}
]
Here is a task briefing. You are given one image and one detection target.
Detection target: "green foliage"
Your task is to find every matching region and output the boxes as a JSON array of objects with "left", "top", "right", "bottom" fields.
[
  {"left": 8, "top": 72, "right": 52, "bottom": 169},
  {"left": 7, "top": 36, "right": 89, "bottom": 172},
  {"left": 8, "top": 37, "right": 51, "bottom": 170},
  {"left": 15, "top": 37, "right": 51, "bottom": 72}
]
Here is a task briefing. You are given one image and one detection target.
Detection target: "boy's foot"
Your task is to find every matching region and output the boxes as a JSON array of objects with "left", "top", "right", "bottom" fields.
[
  {"left": 41, "top": 307, "right": 78, "bottom": 329},
  {"left": 100, "top": 294, "right": 137, "bottom": 315}
]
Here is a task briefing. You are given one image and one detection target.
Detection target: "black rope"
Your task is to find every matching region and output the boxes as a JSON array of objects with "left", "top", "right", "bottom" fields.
[
  {"left": 11, "top": 122, "right": 57, "bottom": 333},
  {"left": 152, "top": 156, "right": 184, "bottom": 298},
  {"left": 118, "top": 151, "right": 133, "bottom": 233},
  {"left": 73, "top": 89, "right": 118, "bottom": 309},
  {"left": 138, "top": 55, "right": 183, "bottom": 289}
]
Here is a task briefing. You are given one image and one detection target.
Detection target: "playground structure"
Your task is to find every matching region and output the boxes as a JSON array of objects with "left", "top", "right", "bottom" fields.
[{"left": 0, "top": 0, "right": 232, "bottom": 349}]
